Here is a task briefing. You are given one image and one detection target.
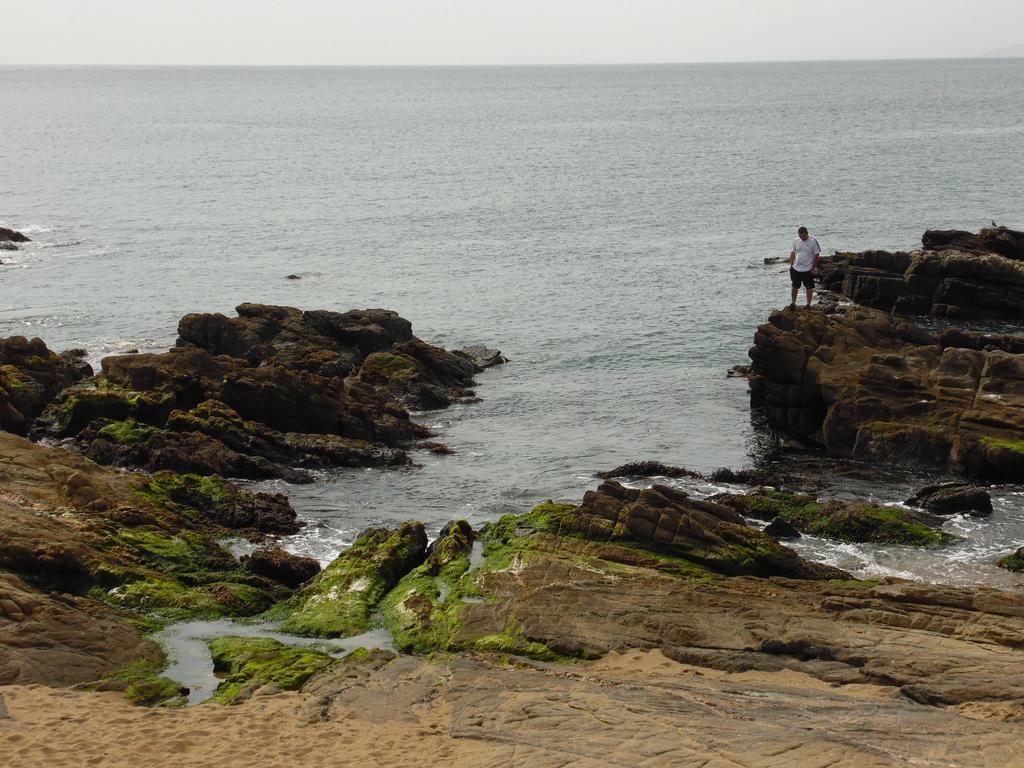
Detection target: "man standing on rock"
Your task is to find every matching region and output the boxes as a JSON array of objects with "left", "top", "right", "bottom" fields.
[{"left": 789, "top": 226, "right": 821, "bottom": 308}]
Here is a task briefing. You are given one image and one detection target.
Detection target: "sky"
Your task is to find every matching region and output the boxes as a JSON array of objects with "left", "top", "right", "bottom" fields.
[{"left": 5, "top": 0, "right": 1024, "bottom": 65}]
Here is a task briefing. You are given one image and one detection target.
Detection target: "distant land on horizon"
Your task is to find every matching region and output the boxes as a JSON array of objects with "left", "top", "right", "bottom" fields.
[{"left": 981, "top": 43, "right": 1024, "bottom": 57}]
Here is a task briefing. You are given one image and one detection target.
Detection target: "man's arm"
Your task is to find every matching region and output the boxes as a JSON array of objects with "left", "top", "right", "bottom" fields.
[
  {"left": 789, "top": 249, "right": 796, "bottom": 266},
  {"left": 811, "top": 239, "right": 821, "bottom": 272}
]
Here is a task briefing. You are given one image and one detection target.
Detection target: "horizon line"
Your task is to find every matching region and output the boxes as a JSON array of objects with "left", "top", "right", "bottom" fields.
[{"left": 2, "top": 54, "right": 1023, "bottom": 68}]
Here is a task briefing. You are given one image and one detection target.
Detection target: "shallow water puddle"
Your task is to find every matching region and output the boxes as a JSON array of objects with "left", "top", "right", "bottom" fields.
[{"left": 155, "top": 619, "right": 395, "bottom": 704}]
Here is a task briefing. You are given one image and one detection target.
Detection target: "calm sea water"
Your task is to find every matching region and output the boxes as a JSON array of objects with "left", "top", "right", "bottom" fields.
[{"left": 2, "top": 61, "right": 1023, "bottom": 586}]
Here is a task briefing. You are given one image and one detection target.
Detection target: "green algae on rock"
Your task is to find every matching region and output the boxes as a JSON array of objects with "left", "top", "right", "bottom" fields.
[
  {"left": 510, "top": 482, "right": 848, "bottom": 579},
  {"left": 132, "top": 470, "right": 300, "bottom": 534},
  {"left": 207, "top": 636, "right": 334, "bottom": 704},
  {"left": 715, "top": 489, "right": 957, "bottom": 547},
  {"left": 86, "top": 659, "right": 187, "bottom": 706},
  {"left": 997, "top": 548, "right": 1024, "bottom": 573},
  {"left": 274, "top": 521, "right": 428, "bottom": 637},
  {"left": 380, "top": 520, "right": 477, "bottom": 653}
]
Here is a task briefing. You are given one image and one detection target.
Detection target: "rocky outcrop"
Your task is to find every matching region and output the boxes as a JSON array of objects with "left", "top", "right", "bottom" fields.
[
  {"left": 0, "top": 432, "right": 301, "bottom": 687},
  {"left": 33, "top": 304, "right": 498, "bottom": 480},
  {"left": 0, "top": 336, "right": 92, "bottom": 435},
  {"left": 596, "top": 461, "right": 701, "bottom": 480},
  {"left": 818, "top": 226, "right": 1024, "bottom": 319},
  {"left": 0, "top": 227, "right": 29, "bottom": 243},
  {"left": 295, "top": 647, "right": 1024, "bottom": 767},
  {"left": 748, "top": 305, "right": 1024, "bottom": 479},
  {"left": 176, "top": 304, "right": 482, "bottom": 410}
]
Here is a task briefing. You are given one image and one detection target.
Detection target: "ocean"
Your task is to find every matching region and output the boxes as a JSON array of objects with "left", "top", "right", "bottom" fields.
[{"left": 2, "top": 60, "right": 1023, "bottom": 586}]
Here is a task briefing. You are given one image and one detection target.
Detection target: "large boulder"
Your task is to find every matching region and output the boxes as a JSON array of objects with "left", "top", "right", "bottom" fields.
[
  {"left": 748, "top": 306, "right": 1024, "bottom": 479},
  {"left": 906, "top": 482, "right": 993, "bottom": 517},
  {"left": 818, "top": 226, "right": 1024, "bottom": 319}
]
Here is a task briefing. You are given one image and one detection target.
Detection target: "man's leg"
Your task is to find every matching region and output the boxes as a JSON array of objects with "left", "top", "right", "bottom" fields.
[
  {"left": 806, "top": 287, "right": 814, "bottom": 307},
  {"left": 790, "top": 285, "right": 798, "bottom": 307}
]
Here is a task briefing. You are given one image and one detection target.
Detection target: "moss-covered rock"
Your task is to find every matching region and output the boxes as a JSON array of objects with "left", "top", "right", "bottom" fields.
[
  {"left": 273, "top": 522, "right": 428, "bottom": 637},
  {"left": 997, "top": 548, "right": 1024, "bottom": 573},
  {"left": 133, "top": 470, "right": 299, "bottom": 534},
  {"left": 380, "top": 520, "right": 476, "bottom": 653},
  {"left": 494, "top": 484, "right": 848, "bottom": 580},
  {"left": 207, "top": 636, "right": 334, "bottom": 704},
  {"left": 716, "top": 490, "right": 956, "bottom": 547},
  {"left": 88, "top": 659, "right": 187, "bottom": 706}
]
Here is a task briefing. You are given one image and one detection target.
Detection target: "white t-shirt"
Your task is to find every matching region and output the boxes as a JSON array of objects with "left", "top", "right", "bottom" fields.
[{"left": 791, "top": 236, "right": 821, "bottom": 272}]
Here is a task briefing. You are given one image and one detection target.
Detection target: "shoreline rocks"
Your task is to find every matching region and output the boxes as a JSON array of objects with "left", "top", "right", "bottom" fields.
[
  {"left": 25, "top": 304, "right": 500, "bottom": 481},
  {"left": 0, "top": 432, "right": 307, "bottom": 686}
]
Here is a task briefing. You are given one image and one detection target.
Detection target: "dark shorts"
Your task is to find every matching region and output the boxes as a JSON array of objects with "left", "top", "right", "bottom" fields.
[{"left": 790, "top": 268, "right": 815, "bottom": 289}]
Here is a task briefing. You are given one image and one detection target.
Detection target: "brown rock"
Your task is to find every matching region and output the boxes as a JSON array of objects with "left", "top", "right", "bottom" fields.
[
  {"left": 244, "top": 547, "right": 321, "bottom": 587},
  {"left": 748, "top": 306, "right": 1024, "bottom": 479},
  {"left": 0, "top": 337, "right": 93, "bottom": 435},
  {"left": 818, "top": 226, "right": 1024, "bottom": 319}
]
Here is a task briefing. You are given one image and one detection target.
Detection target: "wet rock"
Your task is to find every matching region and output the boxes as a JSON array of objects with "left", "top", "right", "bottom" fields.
[
  {"left": 133, "top": 471, "right": 302, "bottom": 534},
  {"left": 714, "top": 489, "right": 955, "bottom": 546},
  {"left": 0, "top": 227, "right": 29, "bottom": 243},
  {"left": 763, "top": 517, "right": 801, "bottom": 539},
  {"left": 533, "top": 481, "right": 848, "bottom": 579},
  {"left": 207, "top": 636, "right": 333, "bottom": 704},
  {"left": 596, "top": 461, "right": 701, "bottom": 480},
  {"left": 285, "top": 274, "right": 301, "bottom": 280},
  {"left": 32, "top": 304, "right": 481, "bottom": 480},
  {"left": 906, "top": 482, "right": 993, "bottom": 517},
  {"left": 726, "top": 364, "right": 752, "bottom": 379},
  {"left": 0, "top": 242, "right": 17, "bottom": 251},
  {"left": 0, "top": 432, "right": 294, "bottom": 649},
  {"left": 381, "top": 520, "right": 476, "bottom": 653},
  {"left": 243, "top": 547, "right": 321, "bottom": 587},
  {"left": 457, "top": 345, "right": 507, "bottom": 368},
  {"left": 748, "top": 305, "right": 1024, "bottom": 479},
  {"left": 707, "top": 467, "right": 785, "bottom": 486}
]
